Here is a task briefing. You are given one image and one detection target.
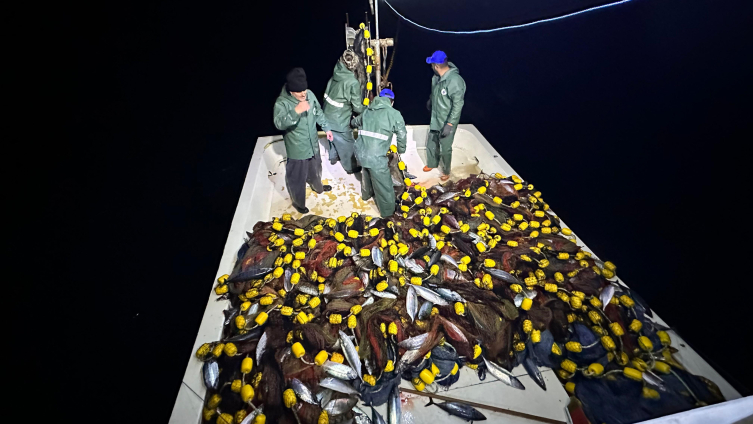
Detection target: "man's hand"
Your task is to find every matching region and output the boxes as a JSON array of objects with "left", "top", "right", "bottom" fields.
[
  {"left": 294, "top": 100, "right": 310, "bottom": 114},
  {"left": 426, "top": 99, "right": 431, "bottom": 111},
  {"left": 326, "top": 131, "right": 334, "bottom": 141},
  {"left": 350, "top": 117, "right": 358, "bottom": 128},
  {"left": 441, "top": 123, "right": 453, "bottom": 137}
]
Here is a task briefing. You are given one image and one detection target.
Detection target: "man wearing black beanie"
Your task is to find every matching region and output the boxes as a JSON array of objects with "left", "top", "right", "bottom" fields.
[{"left": 273, "top": 67, "right": 334, "bottom": 214}]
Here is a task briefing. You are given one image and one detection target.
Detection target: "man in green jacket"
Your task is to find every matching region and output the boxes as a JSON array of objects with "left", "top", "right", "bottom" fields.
[
  {"left": 273, "top": 67, "right": 334, "bottom": 214},
  {"left": 322, "top": 52, "right": 366, "bottom": 174},
  {"left": 424, "top": 50, "right": 466, "bottom": 181},
  {"left": 352, "top": 89, "right": 407, "bottom": 218}
]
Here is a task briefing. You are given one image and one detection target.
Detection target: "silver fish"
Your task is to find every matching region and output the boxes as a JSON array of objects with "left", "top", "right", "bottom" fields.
[
  {"left": 428, "top": 234, "right": 437, "bottom": 249},
  {"left": 202, "top": 360, "right": 219, "bottom": 390},
  {"left": 354, "top": 406, "right": 373, "bottom": 424},
  {"left": 370, "top": 289, "right": 397, "bottom": 299},
  {"left": 430, "top": 184, "right": 446, "bottom": 194},
  {"left": 284, "top": 267, "right": 293, "bottom": 292},
  {"left": 483, "top": 267, "right": 520, "bottom": 285},
  {"left": 514, "top": 293, "right": 524, "bottom": 307},
  {"left": 325, "top": 397, "right": 359, "bottom": 416},
  {"left": 412, "top": 284, "right": 450, "bottom": 306},
  {"left": 405, "top": 171, "right": 417, "bottom": 179},
  {"left": 429, "top": 249, "right": 442, "bottom": 267},
  {"left": 359, "top": 270, "right": 370, "bottom": 288},
  {"left": 323, "top": 360, "right": 359, "bottom": 380},
  {"left": 593, "top": 259, "right": 605, "bottom": 270},
  {"left": 387, "top": 385, "right": 401, "bottom": 424},
  {"left": 643, "top": 370, "right": 667, "bottom": 391},
  {"left": 365, "top": 357, "right": 375, "bottom": 376},
  {"left": 368, "top": 218, "right": 379, "bottom": 227},
  {"left": 298, "top": 282, "right": 320, "bottom": 296},
  {"left": 391, "top": 174, "right": 403, "bottom": 187},
  {"left": 246, "top": 302, "right": 259, "bottom": 316},
  {"left": 279, "top": 346, "right": 292, "bottom": 364},
  {"left": 396, "top": 256, "right": 406, "bottom": 268},
  {"left": 398, "top": 333, "right": 430, "bottom": 350},
  {"left": 387, "top": 284, "right": 399, "bottom": 295},
  {"left": 406, "top": 286, "right": 418, "bottom": 322},
  {"left": 339, "top": 330, "right": 363, "bottom": 381},
  {"left": 317, "top": 388, "right": 333, "bottom": 409},
  {"left": 469, "top": 232, "right": 487, "bottom": 248},
  {"left": 256, "top": 331, "right": 268, "bottom": 364},
  {"left": 600, "top": 285, "right": 615, "bottom": 310},
  {"left": 437, "top": 288, "right": 464, "bottom": 303},
  {"left": 319, "top": 377, "right": 360, "bottom": 395},
  {"left": 372, "top": 246, "right": 383, "bottom": 268},
  {"left": 483, "top": 356, "right": 525, "bottom": 390},
  {"left": 291, "top": 378, "right": 318, "bottom": 404},
  {"left": 397, "top": 348, "right": 425, "bottom": 371},
  {"left": 425, "top": 398, "right": 487, "bottom": 421},
  {"left": 522, "top": 355, "right": 546, "bottom": 390},
  {"left": 404, "top": 258, "right": 425, "bottom": 274},
  {"left": 323, "top": 283, "right": 332, "bottom": 294},
  {"left": 361, "top": 297, "right": 375, "bottom": 308},
  {"left": 239, "top": 406, "right": 264, "bottom": 424},
  {"left": 355, "top": 257, "right": 374, "bottom": 270},
  {"left": 371, "top": 406, "right": 387, "bottom": 424},
  {"left": 418, "top": 301, "right": 434, "bottom": 319},
  {"left": 327, "top": 289, "right": 363, "bottom": 299},
  {"left": 440, "top": 254, "right": 459, "bottom": 269},
  {"left": 436, "top": 191, "right": 460, "bottom": 203},
  {"left": 521, "top": 286, "right": 537, "bottom": 300}
]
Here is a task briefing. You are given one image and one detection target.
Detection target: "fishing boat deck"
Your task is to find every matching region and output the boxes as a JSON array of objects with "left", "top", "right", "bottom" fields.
[{"left": 170, "top": 125, "right": 742, "bottom": 424}]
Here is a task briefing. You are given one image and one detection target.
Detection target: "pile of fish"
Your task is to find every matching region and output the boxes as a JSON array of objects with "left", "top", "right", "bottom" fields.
[{"left": 195, "top": 173, "right": 725, "bottom": 424}]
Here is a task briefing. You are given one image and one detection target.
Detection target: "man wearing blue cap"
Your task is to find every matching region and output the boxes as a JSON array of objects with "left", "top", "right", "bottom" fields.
[
  {"left": 351, "top": 88, "right": 407, "bottom": 217},
  {"left": 424, "top": 50, "right": 466, "bottom": 181}
]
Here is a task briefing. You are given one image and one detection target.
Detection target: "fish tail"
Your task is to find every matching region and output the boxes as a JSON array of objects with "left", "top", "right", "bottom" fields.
[{"left": 426, "top": 397, "right": 435, "bottom": 407}]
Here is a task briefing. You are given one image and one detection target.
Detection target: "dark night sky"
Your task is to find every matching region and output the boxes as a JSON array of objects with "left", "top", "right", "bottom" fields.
[{"left": 50, "top": 0, "right": 752, "bottom": 422}]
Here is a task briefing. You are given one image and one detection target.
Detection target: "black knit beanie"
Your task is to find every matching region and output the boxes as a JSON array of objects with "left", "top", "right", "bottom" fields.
[{"left": 286, "top": 67, "right": 308, "bottom": 92}]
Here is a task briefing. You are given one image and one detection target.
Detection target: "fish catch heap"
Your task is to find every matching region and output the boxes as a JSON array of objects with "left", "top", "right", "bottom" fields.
[{"left": 196, "top": 172, "right": 725, "bottom": 424}]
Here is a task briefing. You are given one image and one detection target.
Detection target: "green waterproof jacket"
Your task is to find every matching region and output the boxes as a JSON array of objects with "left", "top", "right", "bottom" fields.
[
  {"left": 430, "top": 62, "right": 466, "bottom": 131},
  {"left": 273, "top": 86, "right": 330, "bottom": 160},
  {"left": 353, "top": 97, "right": 407, "bottom": 169},
  {"left": 323, "top": 61, "right": 365, "bottom": 132}
]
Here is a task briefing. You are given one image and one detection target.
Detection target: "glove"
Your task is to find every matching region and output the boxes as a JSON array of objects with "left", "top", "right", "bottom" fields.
[
  {"left": 426, "top": 99, "right": 431, "bottom": 111},
  {"left": 441, "top": 124, "right": 453, "bottom": 137},
  {"left": 350, "top": 117, "right": 358, "bottom": 128}
]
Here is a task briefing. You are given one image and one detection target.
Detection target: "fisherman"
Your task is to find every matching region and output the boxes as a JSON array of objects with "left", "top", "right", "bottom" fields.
[
  {"left": 322, "top": 51, "right": 366, "bottom": 174},
  {"left": 423, "top": 50, "right": 466, "bottom": 181},
  {"left": 351, "top": 88, "right": 407, "bottom": 218},
  {"left": 273, "top": 67, "right": 334, "bottom": 214}
]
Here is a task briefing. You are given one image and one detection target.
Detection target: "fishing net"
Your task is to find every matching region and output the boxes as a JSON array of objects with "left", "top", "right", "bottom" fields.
[{"left": 195, "top": 170, "right": 725, "bottom": 424}]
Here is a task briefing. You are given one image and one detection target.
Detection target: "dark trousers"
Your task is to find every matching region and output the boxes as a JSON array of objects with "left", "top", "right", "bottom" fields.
[
  {"left": 361, "top": 165, "right": 396, "bottom": 218},
  {"left": 328, "top": 130, "right": 360, "bottom": 174},
  {"left": 285, "top": 153, "right": 323, "bottom": 210},
  {"left": 426, "top": 128, "right": 456, "bottom": 175}
]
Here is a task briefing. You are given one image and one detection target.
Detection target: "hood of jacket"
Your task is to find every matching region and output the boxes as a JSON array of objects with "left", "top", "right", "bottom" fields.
[
  {"left": 278, "top": 85, "right": 304, "bottom": 105},
  {"left": 332, "top": 61, "right": 356, "bottom": 83},
  {"left": 439, "top": 62, "right": 460, "bottom": 82},
  {"left": 370, "top": 96, "right": 392, "bottom": 110}
]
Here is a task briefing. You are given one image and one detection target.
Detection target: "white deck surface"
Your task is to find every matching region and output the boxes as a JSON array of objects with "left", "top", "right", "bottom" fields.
[{"left": 170, "top": 125, "right": 742, "bottom": 424}]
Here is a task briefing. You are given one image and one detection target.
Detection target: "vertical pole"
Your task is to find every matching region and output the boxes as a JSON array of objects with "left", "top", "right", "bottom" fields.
[
  {"left": 374, "top": 0, "right": 381, "bottom": 92},
  {"left": 375, "top": 0, "right": 380, "bottom": 40},
  {"left": 375, "top": 40, "right": 381, "bottom": 92}
]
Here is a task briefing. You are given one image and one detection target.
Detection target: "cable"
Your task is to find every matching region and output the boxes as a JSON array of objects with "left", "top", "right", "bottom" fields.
[{"left": 383, "top": 0, "right": 634, "bottom": 34}]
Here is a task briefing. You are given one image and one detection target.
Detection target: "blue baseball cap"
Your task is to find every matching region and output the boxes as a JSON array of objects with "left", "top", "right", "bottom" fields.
[
  {"left": 426, "top": 50, "right": 447, "bottom": 64},
  {"left": 379, "top": 88, "right": 395, "bottom": 99}
]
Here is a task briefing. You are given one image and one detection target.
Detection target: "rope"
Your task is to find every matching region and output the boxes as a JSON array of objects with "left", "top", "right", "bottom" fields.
[
  {"left": 384, "top": 20, "right": 399, "bottom": 81},
  {"left": 383, "top": 0, "right": 634, "bottom": 34}
]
